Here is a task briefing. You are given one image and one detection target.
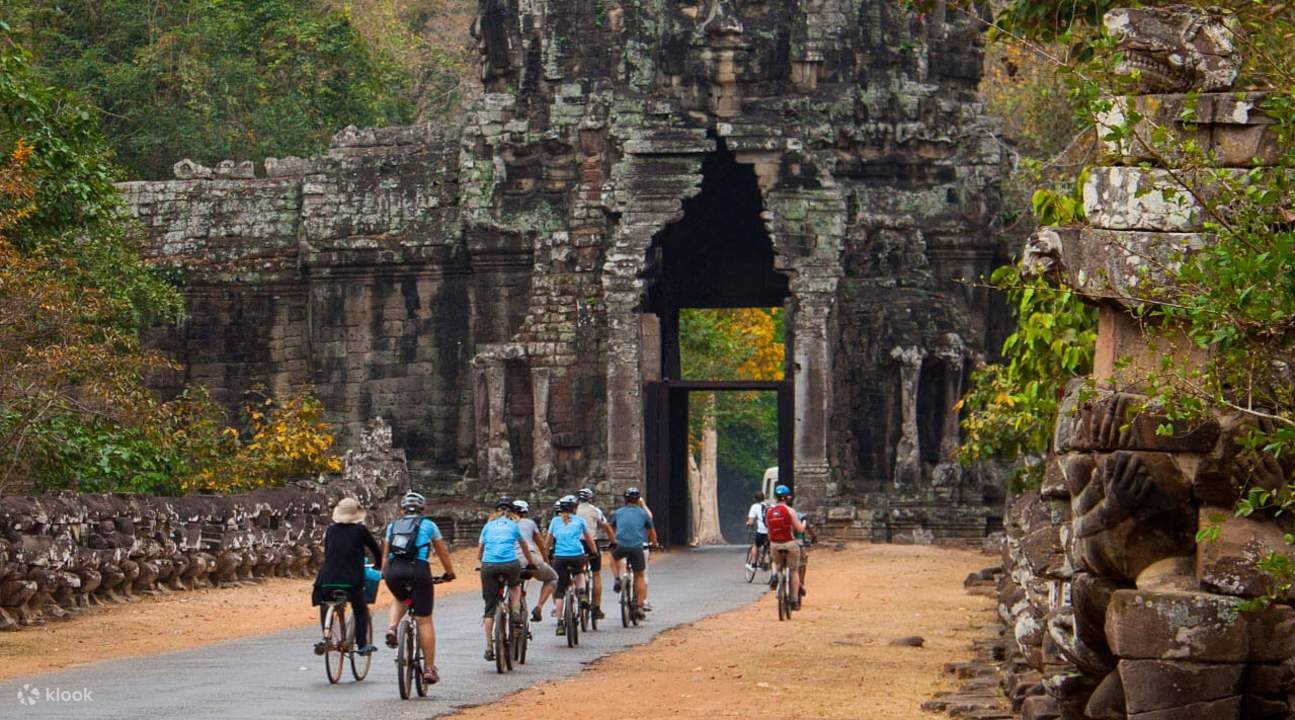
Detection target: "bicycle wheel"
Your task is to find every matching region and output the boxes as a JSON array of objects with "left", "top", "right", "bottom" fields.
[
  {"left": 514, "top": 605, "right": 529, "bottom": 665},
  {"left": 777, "top": 571, "right": 790, "bottom": 621},
  {"left": 589, "top": 584, "right": 599, "bottom": 631},
  {"left": 349, "top": 613, "right": 372, "bottom": 681},
  {"left": 745, "top": 547, "right": 757, "bottom": 583},
  {"left": 619, "top": 578, "right": 630, "bottom": 628},
  {"left": 579, "top": 583, "right": 591, "bottom": 633},
  {"left": 565, "top": 592, "right": 578, "bottom": 647},
  {"left": 414, "top": 633, "right": 428, "bottom": 698},
  {"left": 493, "top": 606, "right": 508, "bottom": 673},
  {"left": 323, "top": 606, "right": 345, "bottom": 684},
  {"left": 396, "top": 620, "right": 414, "bottom": 700}
]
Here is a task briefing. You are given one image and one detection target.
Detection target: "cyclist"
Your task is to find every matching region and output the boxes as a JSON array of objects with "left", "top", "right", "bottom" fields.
[
  {"left": 574, "top": 488, "right": 616, "bottom": 620},
  {"left": 789, "top": 495, "right": 817, "bottom": 600},
  {"left": 382, "top": 491, "right": 456, "bottom": 685},
  {"left": 512, "top": 500, "right": 558, "bottom": 622},
  {"left": 478, "top": 498, "right": 535, "bottom": 661},
  {"left": 764, "top": 484, "right": 807, "bottom": 611},
  {"left": 548, "top": 494, "right": 597, "bottom": 636},
  {"left": 312, "top": 497, "right": 382, "bottom": 656},
  {"left": 745, "top": 490, "right": 769, "bottom": 572},
  {"left": 609, "top": 487, "right": 657, "bottom": 620}
]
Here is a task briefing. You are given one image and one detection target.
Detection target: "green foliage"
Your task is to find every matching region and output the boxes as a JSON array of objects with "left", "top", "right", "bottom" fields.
[
  {"left": 958, "top": 265, "right": 1097, "bottom": 486},
  {"left": 8, "top": 0, "right": 415, "bottom": 179},
  {"left": 0, "top": 39, "right": 183, "bottom": 328}
]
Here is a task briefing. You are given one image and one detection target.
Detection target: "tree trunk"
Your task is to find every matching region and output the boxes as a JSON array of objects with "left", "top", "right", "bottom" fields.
[{"left": 688, "top": 393, "right": 726, "bottom": 546}]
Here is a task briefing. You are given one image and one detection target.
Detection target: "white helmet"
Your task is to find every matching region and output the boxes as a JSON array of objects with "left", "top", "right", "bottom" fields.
[
  {"left": 512, "top": 499, "right": 530, "bottom": 514},
  {"left": 400, "top": 491, "right": 427, "bottom": 512}
]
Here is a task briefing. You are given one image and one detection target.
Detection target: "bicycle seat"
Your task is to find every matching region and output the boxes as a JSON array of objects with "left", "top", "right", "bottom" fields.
[{"left": 327, "top": 588, "right": 350, "bottom": 603}]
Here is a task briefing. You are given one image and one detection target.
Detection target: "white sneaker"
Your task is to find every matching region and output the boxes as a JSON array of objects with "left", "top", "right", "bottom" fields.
[{"left": 744, "top": 563, "right": 753, "bottom": 571}]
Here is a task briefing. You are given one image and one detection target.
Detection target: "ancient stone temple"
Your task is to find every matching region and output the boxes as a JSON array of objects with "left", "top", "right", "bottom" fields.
[
  {"left": 120, "top": 0, "right": 1010, "bottom": 540},
  {"left": 999, "top": 7, "right": 1295, "bottom": 719}
]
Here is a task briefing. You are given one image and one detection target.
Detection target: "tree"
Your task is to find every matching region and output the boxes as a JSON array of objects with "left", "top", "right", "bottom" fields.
[
  {"left": 7, "top": 0, "right": 416, "bottom": 179},
  {"left": 679, "top": 308, "right": 784, "bottom": 545}
]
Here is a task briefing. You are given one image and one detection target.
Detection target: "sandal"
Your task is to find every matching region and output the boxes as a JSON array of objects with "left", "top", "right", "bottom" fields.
[
  {"left": 385, "top": 627, "right": 398, "bottom": 649},
  {"left": 423, "top": 666, "right": 440, "bottom": 685}
]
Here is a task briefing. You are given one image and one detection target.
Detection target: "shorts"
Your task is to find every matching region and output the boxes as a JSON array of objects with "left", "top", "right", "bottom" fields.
[
  {"left": 480, "top": 561, "right": 523, "bottom": 617},
  {"left": 771, "top": 541, "right": 801, "bottom": 571},
  {"left": 753, "top": 532, "right": 769, "bottom": 548},
  {"left": 529, "top": 559, "right": 558, "bottom": 584},
  {"left": 553, "top": 555, "right": 587, "bottom": 595},
  {"left": 612, "top": 546, "right": 647, "bottom": 573},
  {"left": 586, "top": 546, "right": 602, "bottom": 573},
  {"left": 384, "top": 558, "right": 435, "bottom": 617}
]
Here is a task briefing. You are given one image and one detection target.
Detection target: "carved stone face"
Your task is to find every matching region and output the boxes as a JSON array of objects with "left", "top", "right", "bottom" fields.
[
  {"left": 657, "top": 0, "right": 796, "bottom": 104},
  {"left": 1020, "top": 227, "right": 1063, "bottom": 281}
]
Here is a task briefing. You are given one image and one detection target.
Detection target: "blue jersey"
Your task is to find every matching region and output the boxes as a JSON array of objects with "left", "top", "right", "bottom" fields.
[
  {"left": 547, "top": 515, "right": 588, "bottom": 557},
  {"left": 479, "top": 517, "right": 523, "bottom": 564},
  {"left": 609, "top": 505, "right": 653, "bottom": 549},
  {"left": 384, "top": 516, "right": 442, "bottom": 562}
]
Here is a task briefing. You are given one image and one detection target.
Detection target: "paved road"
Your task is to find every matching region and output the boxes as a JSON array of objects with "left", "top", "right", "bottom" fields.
[{"left": 2, "top": 546, "right": 763, "bottom": 720}]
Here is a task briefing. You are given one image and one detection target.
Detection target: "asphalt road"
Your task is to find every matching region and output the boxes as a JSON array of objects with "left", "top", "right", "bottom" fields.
[{"left": 2, "top": 546, "right": 764, "bottom": 720}]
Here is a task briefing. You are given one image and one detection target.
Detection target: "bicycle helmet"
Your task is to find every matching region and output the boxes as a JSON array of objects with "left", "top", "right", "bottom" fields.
[
  {"left": 774, "top": 484, "right": 792, "bottom": 499},
  {"left": 512, "top": 499, "right": 530, "bottom": 514},
  {"left": 400, "top": 491, "right": 427, "bottom": 512},
  {"left": 494, "top": 497, "right": 514, "bottom": 512},
  {"left": 558, "top": 494, "right": 579, "bottom": 512},
  {"left": 577, "top": 488, "right": 595, "bottom": 502},
  {"left": 624, "top": 487, "right": 641, "bottom": 501},
  {"left": 552, "top": 498, "right": 564, "bottom": 513}
]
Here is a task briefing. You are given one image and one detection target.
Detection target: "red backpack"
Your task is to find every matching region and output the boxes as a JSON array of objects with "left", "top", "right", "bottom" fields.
[{"left": 765, "top": 505, "right": 794, "bottom": 543}]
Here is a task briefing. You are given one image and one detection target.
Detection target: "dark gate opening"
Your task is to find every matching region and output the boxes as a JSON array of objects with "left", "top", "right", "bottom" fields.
[{"left": 640, "top": 138, "right": 793, "bottom": 546}]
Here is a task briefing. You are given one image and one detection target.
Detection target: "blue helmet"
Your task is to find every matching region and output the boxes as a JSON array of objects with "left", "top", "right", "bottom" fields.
[{"left": 774, "top": 484, "right": 792, "bottom": 499}]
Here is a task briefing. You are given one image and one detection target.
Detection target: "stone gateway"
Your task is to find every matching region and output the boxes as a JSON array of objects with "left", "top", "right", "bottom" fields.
[{"left": 121, "top": 0, "right": 1010, "bottom": 539}]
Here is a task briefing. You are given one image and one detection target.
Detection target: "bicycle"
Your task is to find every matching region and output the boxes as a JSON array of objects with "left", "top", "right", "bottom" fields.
[
  {"left": 578, "top": 558, "right": 597, "bottom": 633},
  {"left": 513, "top": 568, "right": 535, "bottom": 666},
  {"left": 319, "top": 588, "right": 371, "bottom": 684},
  {"left": 774, "top": 549, "right": 793, "bottom": 621},
  {"left": 560, "top": 563, "right": 583, "bottom": 647},
  {"left": 745, "top": 534, "right": 771, "bottom": 584},
  {"left": 394, "top": 574, "right": 450, "bottom": 700},
  {"left": 479, "top": 569, "right": 520, "bottom": 674},
  {"left": 617, "top": 565, "right": 639, "bottom": 628}
]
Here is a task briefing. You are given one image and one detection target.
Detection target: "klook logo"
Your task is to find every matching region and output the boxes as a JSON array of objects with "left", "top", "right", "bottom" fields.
[{"left": 14, "top": 684, "right": 93, "bottom": 706}]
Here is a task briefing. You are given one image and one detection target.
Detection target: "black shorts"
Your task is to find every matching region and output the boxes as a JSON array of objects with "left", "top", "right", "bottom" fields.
[
  {"left": 553, "top": 556, "right": 587, "bottom": 595},
  {"left": 753, "top": 532, "right": 769, "bottom": 548},
  {"left": 612, "top": 546, "right": 646, "bottom": 573},
  {"left": 384, "top": 558, "right": 434, "bottom": 617},
  {"left": 587, "top": 546, "right": 602, "bottom": 573}
]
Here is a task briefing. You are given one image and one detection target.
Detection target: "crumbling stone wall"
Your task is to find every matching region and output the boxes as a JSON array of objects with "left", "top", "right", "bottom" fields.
[
  {"left": 998, "top": 8, "right": 1294, "bottom": 719},
  {"left": 121, "top": 0, "right": 1011, "bottom": 538},
  {"left": 0, "top": 419, "right": 486, "bottom": 631}
]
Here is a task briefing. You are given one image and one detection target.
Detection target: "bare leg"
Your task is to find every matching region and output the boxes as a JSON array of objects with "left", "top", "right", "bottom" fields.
[
  {"left": 483, "top": 615, "right": 494, "bottom": 651},
  {"left": 538, "top": 581, "right": 555, "bottom": 609},
  {"left": 591, "top": 568, "right": 602, "bottom": 607},
  {"left": 416, "top": 614, "right": 436, "bottom": 668},
  {"left": 634, "top": 570, "right": 647, "bottom": 608}
]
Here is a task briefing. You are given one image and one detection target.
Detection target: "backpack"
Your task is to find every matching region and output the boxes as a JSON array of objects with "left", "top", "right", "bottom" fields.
[
  {"left": 766, "top": 505, "right": 794, "bottom": 543},
  {"left": 388, "top": 515, "right": 428, "bottom": 560}
]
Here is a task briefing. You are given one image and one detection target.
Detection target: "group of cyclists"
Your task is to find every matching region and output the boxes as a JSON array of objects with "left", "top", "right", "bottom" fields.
[{"left": 312, "top": 486, "right": 657, "bottom": 687}]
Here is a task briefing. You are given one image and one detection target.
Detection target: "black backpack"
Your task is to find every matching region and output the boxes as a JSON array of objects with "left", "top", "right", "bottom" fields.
[{"left": 388, "top": 515, "right": 428, "bottom": 560}]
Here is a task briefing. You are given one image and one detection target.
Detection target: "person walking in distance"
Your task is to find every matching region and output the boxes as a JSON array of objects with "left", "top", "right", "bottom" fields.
[
  {"left": 609, "top": 487, "right": 657, "bottom": 620},
  {"left": 381, "top": 491, "right": 456, "bottom": 685},
  {"left": 745, "top": 490, "right": 769, "bottom": 571},
  {"left": 765, "top": 484, "right": 807, "bottom": 611},
  {"left": 574, "top": 488, "right": 616, "bottom": 620}
]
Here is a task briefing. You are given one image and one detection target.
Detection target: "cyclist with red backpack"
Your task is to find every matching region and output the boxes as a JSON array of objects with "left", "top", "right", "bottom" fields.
[{"left": 764, "top": 484, "right": 806, "bottom": 611}]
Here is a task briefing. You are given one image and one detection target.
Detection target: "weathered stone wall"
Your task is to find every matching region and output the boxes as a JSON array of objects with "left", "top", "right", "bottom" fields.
[
  {"left": 997, "top": 8, "right": 1295, "bottom": 719},
  {"left": 120, "top": 0, "right": 1011, "bottom": 538},
  {"left": 0, "top": 419, "right": 486, "bottom": 631}
]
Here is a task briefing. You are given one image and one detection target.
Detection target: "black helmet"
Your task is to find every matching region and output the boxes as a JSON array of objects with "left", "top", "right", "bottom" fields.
[
  {"left": 558, "top": 494, "right": 578, "bottom": 512},
  {"left": 624, "top": 487, "right": 641, "bottom": 501},
  {"left": 495, "top": 497, "right": 514, "bottom": 511},
  {"left": 577, "top": 488, "right": 595, "bottom": 502}
]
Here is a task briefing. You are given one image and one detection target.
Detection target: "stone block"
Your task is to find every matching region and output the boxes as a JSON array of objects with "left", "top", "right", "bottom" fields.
[
  {"left": 1097, "top": 93, "right": 1280, "bottom": 167},
  {"left": 1106, "top": 589, "right": 1248, "bottom": 662},
  {"left": 1127, "top": 696, "right": 1240, "bottom": 720},
  {"left": 1196, "top": 508, "right": 1295, "bottom": 598},
  {"left": 1059, "top": 228, "right": 1208, "bottom": 306},
  {"left": 1118, "top": 659, "right": 1243, "bottom": 713},
  {"left": 1055, "top": 385, "right": 1219, "bottom": 454}
]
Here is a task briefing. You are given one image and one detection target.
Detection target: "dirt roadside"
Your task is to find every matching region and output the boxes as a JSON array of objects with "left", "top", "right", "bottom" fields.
[
  {"left": 444, "top": 543, "right": 997, "bottom": 720},
  {"left": 0, "top": 547, "right": 477, "bottom": 681}
]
